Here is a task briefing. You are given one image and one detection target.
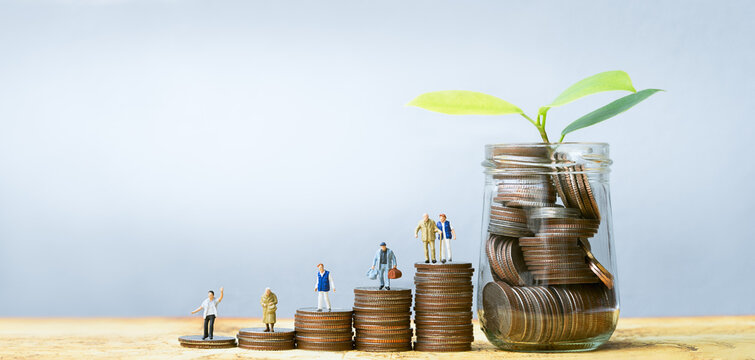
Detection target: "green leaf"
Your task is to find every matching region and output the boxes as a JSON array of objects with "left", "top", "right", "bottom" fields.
[
  {"left": 560, "top": 89, "right": 663, "bottom": 138},
  {"left": 539, "top": 70, "right": 636, "bottom": 116},
  {"left": 407, "top": 90, "right": 523, "bottom": 115}
]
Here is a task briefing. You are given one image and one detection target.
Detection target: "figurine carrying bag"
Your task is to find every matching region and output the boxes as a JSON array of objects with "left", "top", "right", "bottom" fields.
[
  {"left": 366, "top": 267, "right": 378, "bottom": 280},
  {"left": 388, "top": 267, "right": 402, "bottom": 279}
]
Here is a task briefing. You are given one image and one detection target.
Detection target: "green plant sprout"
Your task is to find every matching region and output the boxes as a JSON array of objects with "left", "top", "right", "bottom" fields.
[{"left": 407, "top": 71, "right": 662, "bottom": 143}]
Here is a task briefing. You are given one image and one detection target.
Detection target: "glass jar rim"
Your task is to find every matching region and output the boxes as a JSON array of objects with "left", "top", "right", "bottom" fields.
[
  {"left": 485, "top": 142, "right": 609, "bottom": 147},
  {"left": 483, "top": 142, "right": 612, "bottom": 174}
]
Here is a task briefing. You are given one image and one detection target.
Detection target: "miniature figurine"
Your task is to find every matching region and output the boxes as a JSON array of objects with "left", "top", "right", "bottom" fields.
[
  {"left": 371, "top": 242, "right": 397, "bottom": 290},
  {"left": 437, "top": 213, "right": 457, "bottom": 263},
  {"left": 415, "top": 213, "right": 442, "bottom": 263},
  {"left": 260, "top": 287, "right": 278, "bottom": 332},
  {"left": 315, "top": 263, "right": 335, "bottom": 311},
  {"left": 190, "top": 286, "right": 224, "bottom": 340}
]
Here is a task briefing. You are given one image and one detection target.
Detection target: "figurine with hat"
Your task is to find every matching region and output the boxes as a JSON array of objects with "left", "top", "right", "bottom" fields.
[{"left": 370, "top": 242, "right": 399, "bottom": 290}]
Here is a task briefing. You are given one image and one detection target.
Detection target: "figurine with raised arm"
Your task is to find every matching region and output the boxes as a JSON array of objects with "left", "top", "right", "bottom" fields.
[
  {"left": 371, "top": 242, "right": 397, "bottom": 290},
  {"left": 260, "top": 287, "right": 278, "bottom": 332},
  {"left": 437, "top": 213, "right": 457, "bottom": 263},
  {"left": 415, "top": 213, "right": 442, "bottom": 263},
  {"left": 190, "top": 287, "right": 224, "bottom": 340},
  {"left": 315, "top": 263, "right": 335, "bottom": 311}
]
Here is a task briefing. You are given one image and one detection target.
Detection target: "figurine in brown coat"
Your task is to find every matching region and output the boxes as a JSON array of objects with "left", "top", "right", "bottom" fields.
[{"left": 415, "top": 213, "right": 443, "bottom": 263}]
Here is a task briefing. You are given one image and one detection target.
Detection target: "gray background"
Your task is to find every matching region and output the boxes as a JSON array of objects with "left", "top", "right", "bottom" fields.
[{"left": 0, "top": 0, "right": 753, "bottom": 318}]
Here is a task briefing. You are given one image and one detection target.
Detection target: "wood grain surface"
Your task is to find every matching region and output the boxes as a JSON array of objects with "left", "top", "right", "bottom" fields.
[{"left": 0, "top": 316, "right": 752, "bottom": 359}]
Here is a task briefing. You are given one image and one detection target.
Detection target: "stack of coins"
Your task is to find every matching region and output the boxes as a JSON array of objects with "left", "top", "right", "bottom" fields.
[
  {"left": 480, "top": 147, "right": 617, "bottom": 347},
  {"left": 414, "top": 262, "right": 475, "bottom": 352},
  {"left": 177, "top": 335, "right": 236, "bottom": 349},
  {"left": 486, "top": 235, "right": 532, "bottom": 286},
  {"left": 552, "top": 155, "right": 601, "bottom": 220},
  {"left": 482, "top": 281, "right": 616, "bottom": 343},
  {"left": 494, "top": 174, "right": 556, "bottom": 208},
  {"left": 294, "top": 307, "right": 354, "bottom": 351},
  {"left": 352, "top": 287, "right": 413, "bottom": 352},
  {"left": 236, "top": 328, "right": 295, "bottom": 351},
  {"left": 488, "top": 204, "right": 533, "bottom": 238}
]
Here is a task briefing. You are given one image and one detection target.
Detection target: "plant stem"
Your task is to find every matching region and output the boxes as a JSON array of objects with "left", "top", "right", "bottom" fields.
[
  {"left": 521, "top": 113, "right": 550, "bottom": 143},
  {"left": 559, "top": 134, "right": 565, "bottom": 142},
  {"left": 521, "top": 113, "right": 538, "bottom": 127}
]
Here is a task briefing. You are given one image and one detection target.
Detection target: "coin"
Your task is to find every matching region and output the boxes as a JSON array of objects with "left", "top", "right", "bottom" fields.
[
  {"left": 238, "top": 343, "right": 295, "bottom": 351},
  {"left": 578, "top": 238, "right": 614, "bottom": 289},
  {"left": 178, "top": 335, "right": 236, "bottom": 349},
  {"left": 414, "top": 262, "right": 472, "bottom": 270},
  {"left": 178, "top": 335, "right": 236, "bottom": 344},
  {"left": 296, "top": 307, "right": 353, "bottom": 316},
  {"left": 574, "top": 164, "right": 600, "bottom": 220},
  {"left": 414, "top": 342, "right": 472, "bottom": 352},
  {"left": 236, "top": 327, "right": 295, "bottom": 349},
  {"left": 237, "top": 327, "right": 294, "bottom": 337},
  {"left": 238, "top": 343, "right": 294, "bottom": 349},
  {"left": 355, "top": 286, "right": 411, "bottom": 294},
  {"left": 296, "top": 340, "right": 354, "bottom": 351}
]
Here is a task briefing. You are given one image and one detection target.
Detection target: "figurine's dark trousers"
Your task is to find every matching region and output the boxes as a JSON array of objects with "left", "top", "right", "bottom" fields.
[{"left": 203, "top": 315, "right": 216, "bottom": 338}]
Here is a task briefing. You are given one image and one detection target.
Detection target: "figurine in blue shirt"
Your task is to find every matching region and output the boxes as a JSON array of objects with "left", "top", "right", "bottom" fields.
[
  {"left": 315, "top": 263, "right": 335, "bottom": 311},
  {"left": 437, "top": 213, "right": 457, "bottom": 263},
  {"left": 370, "top": 242, "right": 397, "bottom": 290}
]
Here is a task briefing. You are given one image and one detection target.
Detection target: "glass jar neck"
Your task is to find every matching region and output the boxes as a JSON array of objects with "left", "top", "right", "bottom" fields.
[{"left": 483, "top": 142, "right": 612, "bottom": 176}]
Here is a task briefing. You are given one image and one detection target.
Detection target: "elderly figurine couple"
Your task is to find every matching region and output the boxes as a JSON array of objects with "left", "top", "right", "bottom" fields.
[{"left": 415, "top": 213, "right": 456, "bottom": 263}]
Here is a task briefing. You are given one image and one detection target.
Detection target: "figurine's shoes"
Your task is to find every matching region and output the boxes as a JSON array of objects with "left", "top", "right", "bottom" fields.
[
  {"left": 327, "top": 308, "right": 331, "bottom": 311},
  {"left": 202, "top": 337, "right": 207, "bottom": 340},
  {"left": 209, "top": 337, "right": 213, "bottom": 340},
  {"left": 424, "top": 260, "right": 430, "bottom": 263},
  {"left": 432, "top": 260, "right": 437, "bottom": 263},
  {"left": 316, "top": 308, "right": 323, "bottom": 312},
  {"left": 449, "top": 258, "right": 452, "bottom": 262},
  {"left": 386, "top": 286, "right": 390, "bottom": 290},
  {"left": 379, "top": 285, "right": 384, "bottom": 290},
  {"left": 441, "top": 259, "right": 447, "bottom": 263}
]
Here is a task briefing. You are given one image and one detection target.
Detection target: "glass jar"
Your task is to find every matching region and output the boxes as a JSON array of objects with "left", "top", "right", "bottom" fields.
[{"left": 476, "top": 143, "right": 619, "bottom": 352}]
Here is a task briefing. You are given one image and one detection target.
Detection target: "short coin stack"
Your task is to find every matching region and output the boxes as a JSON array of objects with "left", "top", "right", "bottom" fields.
[
  {"left": 353, "top": 287, "right": 413, "bottom": 352},
  {"left": 294, "top": 307, "right": 354, "bottom": 351},
  {"left": 236, "top": 327, "right": 295, "bottom": 351},
  {"left": 178, "top": 335, "right": 236, "bottom": 349},
  {"left": 413, "top": 262, "right": 475, "bottom": 352}
]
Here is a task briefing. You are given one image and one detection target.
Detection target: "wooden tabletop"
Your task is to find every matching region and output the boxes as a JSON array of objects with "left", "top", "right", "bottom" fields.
[{"left": 0, "top": 316, "right": 752, "bottom": 359}]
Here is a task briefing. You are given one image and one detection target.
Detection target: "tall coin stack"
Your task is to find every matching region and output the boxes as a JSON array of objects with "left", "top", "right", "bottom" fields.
[
  {"left": 413, "top": 262, "right": 475, "bottom": 352},
  {"left": 353, "top": 287, "right": 413, "bottom": 352},
  {"left": 236, "top": 328, "right": 295, "bottom": 350},
  {"left": 481, "top": 146, "right": 617, "bottom": 346},
  {"left": 294, "top": 307, "right": 354, "bottom": 351}
]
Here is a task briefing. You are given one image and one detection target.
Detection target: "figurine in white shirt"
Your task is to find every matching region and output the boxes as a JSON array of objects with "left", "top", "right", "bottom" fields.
[
  {"left": 190, "top": 287, "right": 224, "bottom": 340},
  {"left": 314, "top": 263, "right": 335, "bottom": 311}
]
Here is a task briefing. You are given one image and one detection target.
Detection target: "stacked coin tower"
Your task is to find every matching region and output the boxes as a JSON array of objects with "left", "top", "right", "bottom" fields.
[
  {"left": 479, "top": 145, "right": 618, "bottom": 351},
  {"left": 236, "top": 327, "right": 295, "bottom": 351},
  {"left": 352, "top": 287, "right": 413, "bottom": 352},
  {"left": 413, "top": 262, "right": 475, "bottom": 352},
  {"left": 294, "top": 307, "right": 354, "bottom": 351},
  {"left": 177, "top": 335, "right": 236, "bottom": 349}
]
